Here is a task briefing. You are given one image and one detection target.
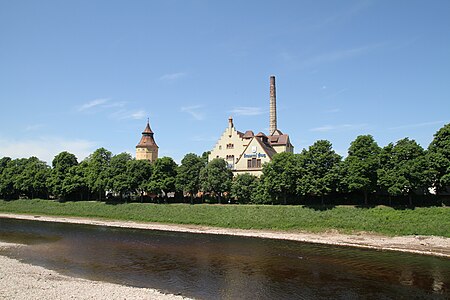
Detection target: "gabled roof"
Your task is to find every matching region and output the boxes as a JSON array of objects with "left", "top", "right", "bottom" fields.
[{"left": 243, "top": 130, "right": 254, "bottom": 139}]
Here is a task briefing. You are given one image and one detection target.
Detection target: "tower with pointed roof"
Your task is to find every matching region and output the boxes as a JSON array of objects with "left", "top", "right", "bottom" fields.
[{"left": 136, "top": 119, "right": 159, "bottom": 162}]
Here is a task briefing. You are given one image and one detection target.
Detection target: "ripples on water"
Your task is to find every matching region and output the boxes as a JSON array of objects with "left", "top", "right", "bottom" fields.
[{"left": 0, "top": 218, "right": 449, "bottom": 299}]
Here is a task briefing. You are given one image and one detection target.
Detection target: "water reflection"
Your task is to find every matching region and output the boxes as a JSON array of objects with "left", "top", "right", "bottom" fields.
[{"left": 0, "top": 218, "right": 449, "bottom": 299}]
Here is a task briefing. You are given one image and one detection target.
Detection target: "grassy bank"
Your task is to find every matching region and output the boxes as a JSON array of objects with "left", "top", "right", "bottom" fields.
[{"left": 0, "top": 199, "right": 448, "bottom": 237}]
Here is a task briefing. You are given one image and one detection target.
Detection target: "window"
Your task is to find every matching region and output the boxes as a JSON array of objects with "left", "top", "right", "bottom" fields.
[
  {"left": 219, "top": 145, "right": 222, "bottom": 150},
  {"left": 247, "top": 158, "right": 261, "bottom": 169},
  {"left": 226, "top": 155, "right": 235, "bottom": 169},
  {"left": 226, "top": 143, "right": 234, "bottom": 149}
]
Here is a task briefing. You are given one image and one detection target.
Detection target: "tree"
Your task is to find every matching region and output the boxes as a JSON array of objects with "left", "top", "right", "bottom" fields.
[
  {"left": 14, "top": 157, "right": 50, "bottom": 199},
  {"left": 62, "top": 161, "right": 89, "bottom": 201},
  {"left": 47, "top": 151, "right": 78, "bottom": 199},
  {"left": 200, "top": 158, "right": 232, "bottom": 203},
  {"left": 262, "top": 152, "right": 299, "bottom": 204},
  {"left": 427, "top": 123, "right": 450, "bottom": 195},
  {"left": 107, "top": 152, "right": 133, "bottom": 200},
  {"left": 85, "top": 148, "right": 112, "bottom": 200},
  {"left": 126, "top": 159, "right": 152, "bottom": 202},
  {"left": 341, "top": 135, "right": 380, "bottom": 205},
  {"left": 231, "top": 173, "right": 259, "bottom": 204},
  {"left": 176, "top": 153, "right": 205, "bottom": 204},
  {"left": 296, "top": 140, "right": 342, "bottom": 204},
  {"left": 148, "top": 157, "right": 178, "bottom": 200},
  {"left": 378, "top": 138, "right": 429, "bottom": 205}
]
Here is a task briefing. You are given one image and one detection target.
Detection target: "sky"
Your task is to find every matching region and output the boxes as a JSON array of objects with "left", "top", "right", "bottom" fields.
[{"left": 1, "top": 0, "right": 449, "bottom": 164}]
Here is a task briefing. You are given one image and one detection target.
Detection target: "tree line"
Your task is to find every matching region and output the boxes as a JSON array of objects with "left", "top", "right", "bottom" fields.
[{"left": 0, "top": 123, "right": 449, "bottom": 206}]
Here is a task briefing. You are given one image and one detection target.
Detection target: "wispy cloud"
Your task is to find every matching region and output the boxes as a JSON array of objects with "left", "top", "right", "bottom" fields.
[
  {"left": 181, "top": 105, "right": 205, "bottom": 121},
  {"left": 230, "top": 106, "right": 267, "bottom": 116},
  {"left": 0, "top": 136, "right": 97, "bottom": 164},
  {"left": 389, "top": 120, "right": 448, "bottom": 130},
  {"left": 110, "top": 109, "right": 147, "bottom": 120},
  {"left": 24, "top": 124, "right": 45, "bottom": 131},
  {"left": 78, "top": 98, "right": 110, "bottom": 111},
  {"left": 160, "top": 72, "right": 187, "bottom": 81},
  {"left": 302, "top": 43, "right": 384, "bottom": 68},
  {"left": 323, "top": 108, "right": 341, "bottom": 113},
  {"left": 310, "top": 123, "right": 367, "bottom": 132}
]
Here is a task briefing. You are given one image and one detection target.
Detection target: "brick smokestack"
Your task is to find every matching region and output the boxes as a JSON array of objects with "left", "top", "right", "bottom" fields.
[{"left": 269, "top": 75, "right": 277, "bottom": 135}]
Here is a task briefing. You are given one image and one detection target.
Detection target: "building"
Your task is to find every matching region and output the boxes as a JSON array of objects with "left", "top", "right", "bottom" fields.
[
  {"left": 136, "top": 119, "right": 159, "bottom": 162},
  {"left": 209, "top": 76, "right": 294, "bottom": 176}
]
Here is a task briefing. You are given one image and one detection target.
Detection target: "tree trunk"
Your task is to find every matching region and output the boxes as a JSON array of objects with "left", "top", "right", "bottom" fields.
[
  {"left": 364, "top": 191, "right": 368, "bottom": 206},
  {"left": 409, "top": 194, "right": 412, "bottom": 206},
  {"left": 190, "top": 194, "right": 194, "bottom": 205},
  {"left": 388, "top": 196, "right": 392, "bottom": 206},
  {"left": 321, "top": 195, "right": 324, "bottom": 205}
]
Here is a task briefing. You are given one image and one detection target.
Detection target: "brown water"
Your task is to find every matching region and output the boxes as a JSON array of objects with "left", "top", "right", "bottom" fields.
[{"left": 0, "top": 218, "right": 449, "bottom": 299}]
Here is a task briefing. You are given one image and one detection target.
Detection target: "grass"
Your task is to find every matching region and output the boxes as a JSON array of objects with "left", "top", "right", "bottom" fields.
[{"left": 0, "top": 199, "right": 449, "bottom": 237}]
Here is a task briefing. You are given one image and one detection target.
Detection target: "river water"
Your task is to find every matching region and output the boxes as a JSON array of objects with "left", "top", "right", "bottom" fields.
[{"left": 0, "top": 218, "right": 449, "bottom": 299}]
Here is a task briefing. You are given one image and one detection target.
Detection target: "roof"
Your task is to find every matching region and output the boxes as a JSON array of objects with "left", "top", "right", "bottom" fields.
[
  {"left": 136, "top": 121, "right": 158, "bottom": 148},
  {"left": 268, "top": 133, "right": 290, "bottom": 146},
  {"left": 243, "top": 130, "right": 254, "bottom": 139},
  {"left": 255, "top": 135, "right": 277, "bottom": 159}
]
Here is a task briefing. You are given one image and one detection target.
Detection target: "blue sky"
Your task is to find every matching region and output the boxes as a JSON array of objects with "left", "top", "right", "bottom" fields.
[{"left": 1, "top": 0, "right": 449, "bottom": 164}]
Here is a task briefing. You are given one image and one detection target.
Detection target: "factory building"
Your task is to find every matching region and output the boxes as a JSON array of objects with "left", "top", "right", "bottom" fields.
[{"left": 209, "top": 76, "right": 294, "bottom": 176}]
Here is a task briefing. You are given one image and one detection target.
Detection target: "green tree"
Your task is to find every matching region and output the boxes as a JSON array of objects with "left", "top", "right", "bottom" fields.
[
  {"left": 341, "top": 135, "right": 380, "bottom": 205},
  {"left": 47, "top": 151, "right": 78, "bottom": 199},
  {"left": 378, "top": 138, "right": 429, "bottom": 206},
  {"left": 427, "top": 123, "right": 450, "bottom": 195},
  {"left": 148, "top": 157, "right": 178, "bottom": 200},
  {"left": 14, "top": 157, "right": 50, "bottom": 199},
  {"left": 62, "top": 161, "right": 89, "bottom": 201},
  {"left": 231, "top": 173, "right": 259, "bottom": 204},
  {"left": 262, "top": 152, "right": 299, "bottom": 204},
  {"left": 176, "top": 153, "right": 205, "bottom": 204},
  {"left": 85, "top": 148, "right": 112, "bottom": 200},
  {"left": 200, "top": 158, "right": 233, "bottom": 203},
  {"left": 107, "top": 152, "right": 133, "bottom": 200},
  {"left": 126, "top": 159, "right": 152, "bottom": 202},
  {"left": 297, "top": 140, "right": 342, "bottom": 204}
]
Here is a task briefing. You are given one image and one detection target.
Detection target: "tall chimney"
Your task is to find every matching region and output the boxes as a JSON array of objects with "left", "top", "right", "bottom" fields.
[{"left": 269, "top": 75, "right": 277, "bottom": 135}]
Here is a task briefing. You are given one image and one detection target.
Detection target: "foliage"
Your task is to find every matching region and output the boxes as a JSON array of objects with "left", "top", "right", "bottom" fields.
[
  {"left": 377, "top": 138, "right": 429, "bottom": 204},
  {"left": 176, "top": 153, "right": 205, "bottom": 203},
  {"left": 200, "top": 158, "right": 232, "bottom": 203},
  {"left": 148, "top": 157, "right": 178, "bottom": 197},
  {"left": 262, "top": 152, "right": 299, "bottom": 204},
  {"left": 47, "top": 151, "right": 78, "bottom": 199},
  {"left": 126, "top": 159, "right": 152, "bottom": 201},
  {"left": 296, "top": 140, "right": 341, "bottom": 202},
  {"left": 106, "top": 152, "right": 133, "bottom": 198},
  {"left": 85, "top": 148, "right": 112, "bottom": 200},
  {"left": 341, "top": 135, "right": 380, "bottom": 205},
  {"left": 231, "top": 173, "right": 259, "bottom": 204},
  {"left": 427, "top": 123, "right": 450, "bottom": 194}
]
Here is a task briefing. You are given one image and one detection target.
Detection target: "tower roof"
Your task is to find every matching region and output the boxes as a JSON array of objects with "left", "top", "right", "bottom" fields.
[{"left": 136, "top": 120, "right": 158, "bottom": 148}]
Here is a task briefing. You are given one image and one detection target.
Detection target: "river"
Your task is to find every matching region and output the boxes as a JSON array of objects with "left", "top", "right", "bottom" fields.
[{"left": 0, "top": 217, "right": 449, "bottom": 299}]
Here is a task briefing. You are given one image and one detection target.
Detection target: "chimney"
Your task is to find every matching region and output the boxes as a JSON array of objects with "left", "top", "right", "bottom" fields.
[{"left": 269, "top": 75, "right": 277, "bottom": 135}]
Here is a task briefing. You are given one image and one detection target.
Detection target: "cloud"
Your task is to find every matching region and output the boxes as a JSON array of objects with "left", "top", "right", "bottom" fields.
[
  {"left": 159, "top": 72, "right": 186, "bottom": 81},
  {"left": 24, "top": 124, "right": 45, "bottom": 131},
  {"left": 310, "top": 124, "right": 367, "bottom": 132},
  {"left": 323, "top": 108, "right": 341, "bottom": 113},
  {"left": 78, "top": 98, "right": 110, "bottom": 111},
  {"left": 0, "top": 136, "right": 97, "bottom": 164},
  {"left": 301, "top": 43, "right": 384, "bottom": 68},
  {"left": 230, "top": 106, "right": 267, "bottom": 116},
  {"left": 109, "top": 109, "right": 147, "bottom": 120},
  {"left": 181, "top": 105, "right": 205, "bottom": 121},
  {"left": 389, "top": 120, "right": 448, "bottom": 130}
]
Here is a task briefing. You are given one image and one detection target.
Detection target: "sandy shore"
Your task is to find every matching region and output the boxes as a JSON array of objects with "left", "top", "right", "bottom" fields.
[
  {"left": 1, "top": 213, "right": 449, "bottom": 258},
  {"left": 0, "top": 242, "right": 189, "bottom": 300}
]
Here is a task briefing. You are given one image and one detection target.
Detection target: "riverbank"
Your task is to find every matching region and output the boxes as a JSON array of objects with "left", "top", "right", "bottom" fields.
[
  {"left": 1, "top": 213, "right": 449, "bottom": 258},
  {"left": 1, "top": 200, "right": 449, "bottom": 237},
  {"left": 0, "top": 241, "right": 189, "bottom": 300}
]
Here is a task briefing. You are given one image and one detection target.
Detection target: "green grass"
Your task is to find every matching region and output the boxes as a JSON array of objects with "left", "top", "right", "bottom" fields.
[{"left": 0, "top": 199, "right": 449, "bottom": 237}]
